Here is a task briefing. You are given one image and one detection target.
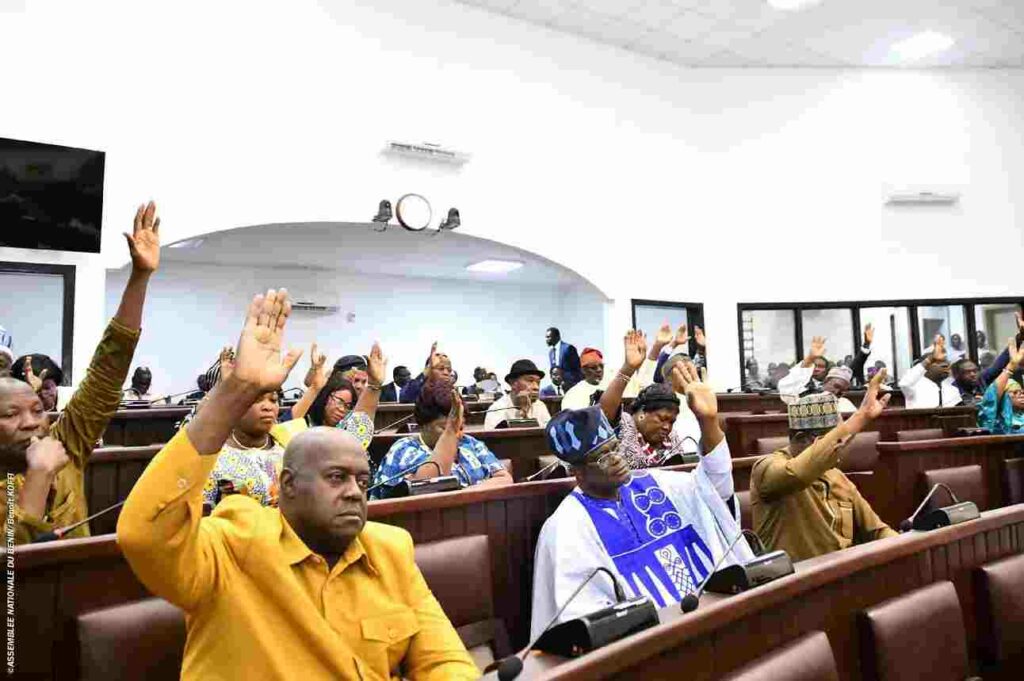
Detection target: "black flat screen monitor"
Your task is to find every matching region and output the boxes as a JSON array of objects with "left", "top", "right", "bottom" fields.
[{"left": 0, "top": 137, "right": 105, "bottom": 253}]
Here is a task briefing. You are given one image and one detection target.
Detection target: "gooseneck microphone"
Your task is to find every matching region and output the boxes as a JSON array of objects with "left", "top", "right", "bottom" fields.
[
  {"left": 495, "top": 567, "right": 624, "bottom": 680},
  {"left": 365, "top": 460, "right": 443, "bottom": 495},
  {"left": 32, "top": 500, "right": 127, "bottom": 543},
  {"left": 899, "top": 483, "right": 960, "bottom": 532},
  {"left": 680, "top": 529, "right": 748, "bottom": 613}
]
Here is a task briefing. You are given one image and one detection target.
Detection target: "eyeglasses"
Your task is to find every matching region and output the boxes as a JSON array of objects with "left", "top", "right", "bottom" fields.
[
  {"left": 328, "top": 395, "right": 352, "bottom": 408},
  {"left": 585, "top": 442, "right": 620, "bottom": 470}
]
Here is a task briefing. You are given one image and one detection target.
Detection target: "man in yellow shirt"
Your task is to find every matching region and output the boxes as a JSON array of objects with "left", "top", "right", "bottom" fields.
[
  {"left": 118, "top": 289, "right": 477, "bottom": 681},
  {"left": 0, "top": 201, "right": 158, "bottom": 544},
  {"left": 750, "top": 369, "right": 899, "bottom": 562}
]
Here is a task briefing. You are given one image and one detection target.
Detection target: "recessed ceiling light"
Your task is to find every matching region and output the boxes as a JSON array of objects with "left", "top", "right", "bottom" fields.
[
  {"left": 168, "top": 238, "right": 205, "bottom": 249},
  {"left": 766, "top": 0, "right": 823, "bottom": 11},
  {"left": 890, "top": 31, "right": 954, "bottom": 61},
  {"left": 466, "top": 259, "right": 524, "bottom": 274}
]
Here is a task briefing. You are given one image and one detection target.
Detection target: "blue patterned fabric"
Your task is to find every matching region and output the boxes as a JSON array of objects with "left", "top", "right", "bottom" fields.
[
  {"left": 978, "top": 382, "right": 1024, "bottom": 434},
  {"left": 370, "top": 434, "right": 503, "bottom": 499},
  {"left": 546, "top": 406, "right": 616, "bottom": 464},
  {"left": 572, "top": 471, "right": 713, "bottom": 607}
]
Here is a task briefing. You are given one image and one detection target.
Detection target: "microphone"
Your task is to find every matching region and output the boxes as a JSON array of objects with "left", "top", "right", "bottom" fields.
[
  {"left": 680, "top": 529, "right": 748, "bottom": 613},
  {"left": 373, "top": 406, "right": 522, "bottom": 436},
  {"left": 365, "top": 460, "right": 442, "bottom": 494},
  {"left": 32, "top": 500, "right": 126, "bottom": 542},
  {"left": 900, "top": 483, "right": 959, "bottom": 532},
  {"left": 495, "top": 567, "right": 624, "bottom": 680}
]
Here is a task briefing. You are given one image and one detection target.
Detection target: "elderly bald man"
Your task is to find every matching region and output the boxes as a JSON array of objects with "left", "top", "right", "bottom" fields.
[
  {"left": 0, "top": 201, "right": 159, "bottom": 544},
  {"left": 118, "top": 289, "right": 476, "bottom": 681}
]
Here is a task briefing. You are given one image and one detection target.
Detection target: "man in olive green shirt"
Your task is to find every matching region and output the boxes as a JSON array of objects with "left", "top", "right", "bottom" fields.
[
  {"left": 0, "top": 201, "right": 160, "bottom": 544},
  {"left": 751, "top": 369, "right": 899, "bottom": 562}
]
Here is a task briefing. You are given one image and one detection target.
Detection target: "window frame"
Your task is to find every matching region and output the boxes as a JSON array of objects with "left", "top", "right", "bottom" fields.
[
  {"left": 0, "top": 261, "right": 76, "bottom": 381},
  {"left": 737, "top": 296, "right": 1023, "bottom": 387},
  {"left": 631, "top": 299, "right": 706, "bottom": 365}
]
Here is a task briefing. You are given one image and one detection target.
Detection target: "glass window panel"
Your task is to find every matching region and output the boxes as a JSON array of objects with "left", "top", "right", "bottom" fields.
[
  {"left": 800, "top": 309, "right": 854, "bottom": 368},
  {"left": 0, "top": 271, "right": 64, "bottom": 367},
  {"left": 633, "top": 303, "right": 690, "bottom": 344},
  {"left": 741, "top": 309, "right": 796, "bottom": 388},
  {"left": 916, "top": 305, "right": 968, "bottom": 362},
  {"left": 858, "top": 307, "right": 912, "bottom": 384},
  {"left": 974, "top": 302, "right": 1021, "bottom": 367}
]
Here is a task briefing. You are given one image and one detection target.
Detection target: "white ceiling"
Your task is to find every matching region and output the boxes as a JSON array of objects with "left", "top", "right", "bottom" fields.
[
  {"left": 457, "top": 0, "right": 1024, "bottom": 67},
  {"left": 162, "top": 222, "right": 599, "bottom": 290}
]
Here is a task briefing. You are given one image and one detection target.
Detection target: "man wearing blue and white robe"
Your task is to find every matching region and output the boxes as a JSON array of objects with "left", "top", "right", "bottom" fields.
[{"left": 531, "top": 405, "right": 753, "bottom": 638}]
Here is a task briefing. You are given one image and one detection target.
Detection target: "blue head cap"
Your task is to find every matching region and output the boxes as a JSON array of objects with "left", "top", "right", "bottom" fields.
[{"left": 545, "top": 406, "right": 616, "bottom": 465}]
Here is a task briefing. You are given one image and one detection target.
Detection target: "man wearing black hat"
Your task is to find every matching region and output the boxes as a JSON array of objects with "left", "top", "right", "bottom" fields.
[{"left": 484, "top": 359, "right": 551, "bottom": 429}]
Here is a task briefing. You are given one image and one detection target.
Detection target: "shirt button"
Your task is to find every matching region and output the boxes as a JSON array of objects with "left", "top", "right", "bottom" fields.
[
  {"left": 177, "top": 478, "right": 189, "bottom": 490},
  {"left": 388, "top": 628, "right": 397, "bottom": 640}
]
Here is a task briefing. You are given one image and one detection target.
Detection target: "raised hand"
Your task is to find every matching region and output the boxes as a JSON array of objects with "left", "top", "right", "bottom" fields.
[
  {"left": 22, "top": 357, "right": 46, "bottom": 393},
  {"left": 857, "top": 368, "right": 892, "bottom": 420},
  {"left": 125, "top": 201, "right": 161, "bottom": 274},
  {"left": 232, "top": 289, "right": 303, "bottom": 392},
  {"left": 1008, "top": 337, "right": 1024, "bottom": 372},
  {"left": 308, "top": 343, "right": 329, "bottom": 391},
  {"left": 623, "top": 330, "right": 648, "bottom": 372},
  {"left": 809, "top": 336, "right": 827, "bottom": 360},
  {"left": 864, "top": 324, "right": 874, "bottom": 346},
  {"left": 218, "top": 346, "right": 236, "bottom": 383},
  {"left": 366, "top": 342, "right": 387, "bottom": 386},
  {"left": 694, "top": 325, "right": 706, "bottom": 349},
  {"left": 25, "top": 436, "right": 68, "bottom": 475},
  {"left": 1015, "top": 311, "right": 1024, "bottom": 344},
  {"left": 672, "top": 361, "right": 718, "bottom": 420},
  {"left": 673, "top": 324, "right": 689, "bottom": 348},
  {"left": 446, "top": 389, "right": 465, "bottom": 436},
  {"left": 655, "top": 322, "right": 673, "bottom": 347}
]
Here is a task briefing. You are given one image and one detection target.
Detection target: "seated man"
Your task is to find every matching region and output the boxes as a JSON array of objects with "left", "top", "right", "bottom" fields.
[
  {"left": 122, "top": 366, "right": 154, "bottom": 401},
  {"left": 562, "top": 334, "right": 663, "bottom": 411},
  {"left": 899, "top": 335, "right": 962, "bottom": 408},
  {"left": 779, "top": 336, "right": 862, "bottom": 412},
  {"left": 381, "top": 365, "right": 412, "bottom": 403},
  {"left": 484, "top": 359, "right": 551, "bottom": 429},
  {"left": 531, "top": 366, "right": 753, "bottom": 637},
  {"left": 750, "top": 370, "right": 898, "bottom": 562},
  {"left": 540, "top": 366, "right": 565, "bottom": 398},
  {"left": 118, "top": 289, "right": 477, "bottom": 680},
  {"left": 0, "top": 201, "right": 158, "bottom": 544},
  {"left": 371, "top": 382, "right": 511, "bottom": 498},
  {"left": 401, "top": 343, "right": 453, "bottom": 404}
]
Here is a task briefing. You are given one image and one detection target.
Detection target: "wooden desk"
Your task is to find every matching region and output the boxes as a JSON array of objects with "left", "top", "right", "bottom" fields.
[
  {"left": 374, "top": 401, "right": 491, "bottom": 431},
  {"left": 722, "top": 406, "right": 976, "bottom": 457},
  {"left": 495, "top": 505, "right": 1024, "bottom": 680},
  {"left": 369, "top": 426, "right": 548, "bottom": 480},
  {"left": 100, "top": 406, "right": 192, "bottom": 446},
  {"left": 84, "top": 445, "right": 163, "bottom": 535},
  {"left": 875, "top": 434, "right": 1024, "bottom": 527}
]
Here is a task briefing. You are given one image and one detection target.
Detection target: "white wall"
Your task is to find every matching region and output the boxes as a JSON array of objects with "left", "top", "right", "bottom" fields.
[
  {"left": 4, "top": 0, "right": 1024, "bottom": 387},
  {"left": 104, "top": 262, "right": 606, "bottom": 396}
]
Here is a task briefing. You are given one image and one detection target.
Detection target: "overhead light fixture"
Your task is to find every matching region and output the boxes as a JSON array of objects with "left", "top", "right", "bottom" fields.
[
  {"left": 466, "top": 259, "right": 523, "bottom": 274},
  {"left": 890, "top": 31, "right": 954, "bottom": 61},
  {"left": 371, "top": 199, "right": 392, "bottom": 232},
  {"left": 766, "top": 0, "right": 822, "bottom": 11},
  {"left": 168, "top": 238, "right": 205, "bottom": 249},
  {"left": 436, "top": 207, "right": 460, "bottom": 233}
]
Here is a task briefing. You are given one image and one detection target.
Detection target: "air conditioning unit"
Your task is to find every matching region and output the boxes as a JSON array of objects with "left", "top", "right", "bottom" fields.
[
  {"left": 291, "top": 299, "right": 339, "bottom": 313},
  {"left": 383, "top": 140, "right": 470, "bottom": 166},
  {"left": 884, "top": 185, "right": 961, "bottom": 206}
]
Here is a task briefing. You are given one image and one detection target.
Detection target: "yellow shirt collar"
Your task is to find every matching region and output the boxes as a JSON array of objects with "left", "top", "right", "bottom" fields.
[{"left": 278, "top": 513, "right": 379, "bottom": 576}]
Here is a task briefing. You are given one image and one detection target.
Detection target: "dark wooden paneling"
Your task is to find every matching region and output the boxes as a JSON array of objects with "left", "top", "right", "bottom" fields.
[
  {"left": 100, "top": 407, "right": 191, "bottom": 446},
  {"left": 513, "top": 506, "right": 1024, "bottom": 680},
  {"left": 723, "top": 407, "right": 976, "bottom": 457}
]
